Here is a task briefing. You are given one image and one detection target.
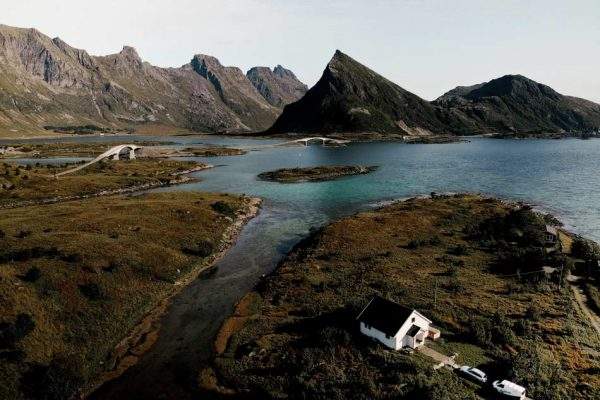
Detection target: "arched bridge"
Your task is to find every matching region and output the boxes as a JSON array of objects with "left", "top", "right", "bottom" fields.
[
  {"left": 278, "top": 137, "right": 350, "bottom": 146},
  {"left": 55, "top": 144, "right": 142, "bottom": 177}
]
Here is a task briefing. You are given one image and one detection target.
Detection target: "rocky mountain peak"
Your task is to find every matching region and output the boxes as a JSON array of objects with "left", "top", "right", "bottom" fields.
[
  {"left": 267, "top": 50, "right": 448, "bottom": 135},
  {"left": 247, "top": 64, "right": 308, "bottom": 107},
  {"left": 117, "top": 46, "right": 142, "bottom": 65}
]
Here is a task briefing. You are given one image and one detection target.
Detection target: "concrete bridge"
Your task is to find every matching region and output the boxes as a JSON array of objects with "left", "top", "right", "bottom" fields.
[
  {"left": 55, "top": 144, "right": 142, "bottom": 177},
  {"left": 279, "top": 137, "right": 350, "bottom": 146}
]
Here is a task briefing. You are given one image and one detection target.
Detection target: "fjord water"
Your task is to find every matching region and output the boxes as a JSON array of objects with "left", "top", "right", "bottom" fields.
[{"left": 88, "top": 136, "right": 600, "bottom": 398}]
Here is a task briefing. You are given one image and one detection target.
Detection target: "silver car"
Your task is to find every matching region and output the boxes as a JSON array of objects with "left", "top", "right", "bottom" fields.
[{"left": 458, "top": 365, "right": 488, "bottom": 383}]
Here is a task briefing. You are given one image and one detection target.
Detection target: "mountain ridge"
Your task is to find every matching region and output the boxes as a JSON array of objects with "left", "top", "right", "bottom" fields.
[
  {"left": 0, "top": 24, "right": 303, "bottom": 136},
  {"left": 434, "top": 74, "right": 600, "bottom": 134}
]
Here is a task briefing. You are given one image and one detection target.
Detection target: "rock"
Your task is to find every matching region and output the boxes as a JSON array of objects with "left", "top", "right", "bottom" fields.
[{"left": 246, "top": 65, "right": 308, "bottom": 107}]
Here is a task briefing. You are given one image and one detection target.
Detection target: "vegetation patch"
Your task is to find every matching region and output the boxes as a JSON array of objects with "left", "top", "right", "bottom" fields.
[
  {"left": 0, "top": 192, "right": 252, "bottom": 399},
  {"left": 0, "top": 159, "right": 203, "bottom": 207},
  {"left": 212, "top": 194, "right": 600, "bottom": 400},
  {"left": 258, "top": 165, "right": 377, "bottom": 183}
]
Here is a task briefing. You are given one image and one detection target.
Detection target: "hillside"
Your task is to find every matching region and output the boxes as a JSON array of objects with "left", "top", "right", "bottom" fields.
[
  {"left": 266, "top": 50, "right": 454, "bottom": 137},
  {"left": 0, "top": 25, "right": 296, "bottom": 137},
  {"left": 434, "top": 75, "right": 600, "bottom": 135},
  {"left": 210, "top": 195, "right": 600, "bottom": 399},
  {"left": 246, "top": 65, "right": 308, "bottom": 107}
]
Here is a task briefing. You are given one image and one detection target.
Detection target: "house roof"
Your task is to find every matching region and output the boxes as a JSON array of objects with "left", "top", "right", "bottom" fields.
[
  {"left": 356, "top": 296, "right": 417, "bottom": 337},
  {"left": 406, "top": 324, "right": 421, "bottom": 337},
  {"left": 546, "top": 225, "right": 558, "bottom": 236}
]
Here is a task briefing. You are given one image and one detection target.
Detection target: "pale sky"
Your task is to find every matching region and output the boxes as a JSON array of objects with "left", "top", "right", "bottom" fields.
[{"left": 2, "top": 0, "right": 599, "bottom": 102}]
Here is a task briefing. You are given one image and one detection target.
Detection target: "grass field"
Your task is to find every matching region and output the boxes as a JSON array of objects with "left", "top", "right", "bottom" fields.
[
  {"left": 212, "top": 194, "right": 600, "bottom": 400},
  {"left": 0, "top": 191, "right": 255, "bottom": 400},
  {"left": 0, "top": 159, "right": 203, "bottom": 207},
  {"left": 1, "top": 141, "right": 175, "bottom": 158}
]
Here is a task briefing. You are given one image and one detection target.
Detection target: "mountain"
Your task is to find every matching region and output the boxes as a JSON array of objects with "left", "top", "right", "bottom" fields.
[
  {"left": 434, "top": 75, "right": 600, "bottom": 134},
  {"left": 266, "top": 50, "right": 453, "bottom": 136},
  {"left": 0, "top": 25, "right": 292, "bottom": 136},
  {"left": 246, "top": 65, "right": 308, "bottom": 107},
  {"left": 189, "top": 54, "right": 280, "bottom": 131}
]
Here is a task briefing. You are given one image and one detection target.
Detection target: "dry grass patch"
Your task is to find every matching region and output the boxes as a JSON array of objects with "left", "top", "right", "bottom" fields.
[
  {"left": 213, "top": 194, "right": 600, "bottom": 400},
  {"left": 0, "top": 159, "right": 203, "bottom": 206},
  {"left": 0, "top": 191, "right": 253, "bottom": 399}
]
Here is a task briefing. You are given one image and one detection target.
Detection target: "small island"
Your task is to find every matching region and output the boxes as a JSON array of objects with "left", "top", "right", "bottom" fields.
[{"left": 258, "top": 165, "right": 377, "bottom": 183}]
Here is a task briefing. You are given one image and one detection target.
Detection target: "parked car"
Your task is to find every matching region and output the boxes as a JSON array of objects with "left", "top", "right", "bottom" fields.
[
  {"left": 492, "top": 380, "right": 526, "bottom": 399},
  {"left": 458, "top": 365, "right": 488, "bottom": 383}
]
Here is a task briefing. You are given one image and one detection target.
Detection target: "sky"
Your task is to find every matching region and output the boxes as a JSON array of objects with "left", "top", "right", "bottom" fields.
[{"left": 2, "top": 0, "right": 599, "bottom": 102}]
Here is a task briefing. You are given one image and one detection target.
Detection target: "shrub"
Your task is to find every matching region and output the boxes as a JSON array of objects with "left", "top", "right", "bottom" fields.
[
  {"left": 468, "top": 312, "right": 515, "bottom": 347},
  {"left": 572, "top": 237, "right": 600, "bottom": 261},
  {"left": 0, "top": 313, "right": 35, "bottom": 348},
  {"left": 15, "top": 230, "right": 32, "bottom": 239},
  {"left": 21, "top": 357, "right": 84, "bottom": 400},
  {"left": 447, "top": 244, "right": 469, "bottom": 256},
  {"left": 182, "top": 239, "right": 215, "bottom": 258},
  {"left": 211, "top": 200, "right": 237, "bottom": 216},
  {"left": 444, "top": 278, "right": 465, "bottom": 293},
  {"left": 525, "top": 304, "right": 542, "bottom": 322},
  {"left": 19, "top": 267, "right": 42, "bottom": 283},
  {"left": 78, "top": 283, "right": 104, "bottom": 301}
]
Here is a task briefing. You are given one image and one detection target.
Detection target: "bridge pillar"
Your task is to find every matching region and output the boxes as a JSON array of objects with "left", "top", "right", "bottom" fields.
[
  {"left": 129, "top": 148, "right": 136, "bottom": 159},
  {"left": 112, "top": 153, "right": 119, "bottom": 161}
]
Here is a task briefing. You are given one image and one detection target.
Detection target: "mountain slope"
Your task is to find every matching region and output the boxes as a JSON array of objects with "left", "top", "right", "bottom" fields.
[
  {"left": 266, "top": 50, "right": 452, "bottom": 136},
  {"left": 434, "top": 75, "right": 600, "bottom": 134},
  {"left": 0, "top": 25, "right": 286, "bottom": 136},
  {"left": 190, "top": 55, "right": 280, "bottom": 131},
  {"left": 246, "top": 65, "right": 308, "bottom": 107}
]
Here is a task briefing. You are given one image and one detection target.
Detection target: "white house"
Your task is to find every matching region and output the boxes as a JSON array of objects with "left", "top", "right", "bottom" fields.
[{"left": 356, "top": 296, "right": 439, "bottom": 350}]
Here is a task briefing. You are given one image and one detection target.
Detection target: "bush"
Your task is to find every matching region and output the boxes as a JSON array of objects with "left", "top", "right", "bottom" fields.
[
  {"left": 468, "top": 312, "right": 515, "bottom": 347},
  {"left": 21, "top": 357, "right": 84, "bottom": 400},
  {"left": 572, "top": 237, "right": 600, "bottom": 261},
  {"left": 0, "top": 313, "right": 35, "bottom": 348},
  {"left": 211, "top": 201, "right": 237, "bottom": 216},
  {"left": 78, "top": 283, "right": 104, "bottom": 301},
  {"left": 447, "top": 244, "right": 469, "bottom": 256},
  {"left": 19, "top": 267, "right": 42, "bottom": 283},
  {"left": 182, "top": 239, "right": 215, "bottom": 258}
]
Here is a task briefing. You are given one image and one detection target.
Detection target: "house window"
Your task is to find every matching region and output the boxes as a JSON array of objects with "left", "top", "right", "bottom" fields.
[{"left": 411, "top": 317, "right": 415, "bottom": 323}]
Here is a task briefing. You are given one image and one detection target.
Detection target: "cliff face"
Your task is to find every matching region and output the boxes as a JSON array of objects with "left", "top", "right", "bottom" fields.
[
  {"left": 434, "top": 75, "right": 600, "bottom": 134},
  {"left": 246, "top": 65, "right": 308, "bottom": 107},
  {"left": 190, "top": 55, "right": 280, "bottom": 131},
  {"left": 0, "top": 25, "right": 297, "bottom": 136},
  {"left": 266, "top": 51, "right": 453, "bottom": 136}
]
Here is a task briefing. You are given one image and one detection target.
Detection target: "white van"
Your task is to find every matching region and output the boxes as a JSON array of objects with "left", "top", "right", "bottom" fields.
[{"left": 492, "top": 380, "right": 526, "bottom": 399}]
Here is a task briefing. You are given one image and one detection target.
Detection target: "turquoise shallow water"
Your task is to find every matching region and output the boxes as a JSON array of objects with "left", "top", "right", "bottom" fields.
[{"left": 153, "top": 136, "right": 600, "bottom": 241}]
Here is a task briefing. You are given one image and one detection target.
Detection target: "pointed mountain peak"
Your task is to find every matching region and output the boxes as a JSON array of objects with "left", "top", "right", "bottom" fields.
[{"left": 119, "top": 46, "right": 141, "bottom": 60}]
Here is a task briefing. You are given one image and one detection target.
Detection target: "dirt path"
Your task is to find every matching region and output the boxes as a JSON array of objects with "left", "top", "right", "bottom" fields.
[{"left": 570, "top": 282, "right": 600, "bottom": 336}]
